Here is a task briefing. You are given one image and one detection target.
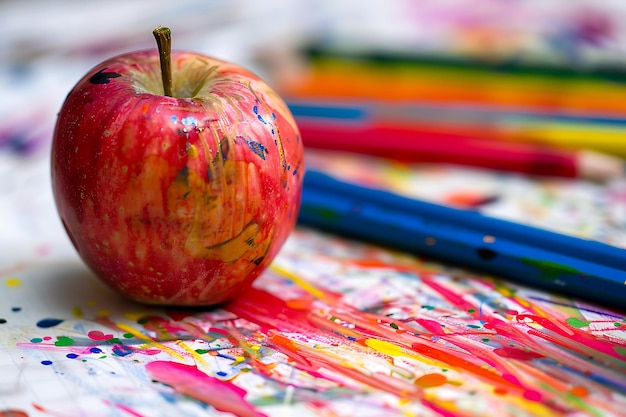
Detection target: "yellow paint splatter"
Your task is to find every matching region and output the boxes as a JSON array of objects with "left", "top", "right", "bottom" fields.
[
  {"left": 5, "top": 278, "right": 21, "bottom": 287},
  {"left": 116, "top": 323, "right": 185, "bottom": 360},
  {"left": 72, "top": 306, "right": 83, "bottom": 318},
  {"left": 270, "top": 265, "right": 327, "bottom": 300},
  {"left": 175, "top": 340, "right": 208, "bottom": 367},
  {"left": 365, "top": 339, "right": 445, "bottom": 367},
  {"left": 188, "top": 144, "right": 198, "bottom": 158}
]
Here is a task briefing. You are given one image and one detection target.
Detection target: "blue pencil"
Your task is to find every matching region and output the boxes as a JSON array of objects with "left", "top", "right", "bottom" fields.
[{"left": 298, "top": 169, "right": 626, "bottom": 308}]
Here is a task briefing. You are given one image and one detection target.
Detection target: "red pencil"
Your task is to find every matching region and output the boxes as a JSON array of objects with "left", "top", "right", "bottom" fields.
[{"left": 297, "top": 120, "right": 625, "bottom": 181}]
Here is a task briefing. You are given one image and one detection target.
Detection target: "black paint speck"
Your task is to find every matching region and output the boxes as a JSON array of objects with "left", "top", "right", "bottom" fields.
[
  {"left": 11, "top": 307, "right": 21, "bottom": 312},
  {"left": 0, "top": 318, "right": 7, "bottom": 324},
  {"left": 477, "top": 248, "right": 498, "bottom": 260},
  {"left": 89, "top": 68, "right": 122, "bottom": 84}
]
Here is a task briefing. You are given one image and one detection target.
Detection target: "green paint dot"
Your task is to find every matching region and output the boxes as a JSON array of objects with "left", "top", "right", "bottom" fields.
[
  {"left": 99, "top": 355, "right": 107, "bottom": 359},
  {"left": 441, "top": 369, "right": 448, "bottom": 372},
  {"left": 422, "top": 305, "right": 435, "bottom": 310},
  {"left": 195, "top": 349, "right": 209, "bottom": 354},
  {"left": 329, "top": 316, "right": 337, "bottom": 321},
  {"left": 123, "top": 333, "right": 135, "bottom": 339},
  {"left": 614, "top": 323, "right": 621, "bottom": 327},
  {"left": 566, "top": 318, "right": 591, "bottom": 328},
  {"left": 390, "top": 323, "right": 399, "bottom": 329},
  {"left": 30, "top": 337, "right": 43, "bottom": 343},
  {"left": 482, "top": 338, "right": 490, "bottom": 342},
  {"left": 467, "top": 324, "right": 481, "bottom": 329},
  {"left": 54, "top": 336, "right": 75, "bottom": 347},
  {"left": 614, "top": 346, "right": 626, "bottom": 357},
  {"left": 467, "top": 309, "right": 476, "bottom": 313},
  {"left": 106, "top": 338, "right": 122, "bottom": 344},
  {"left": 137, "top": 317, "right": 149, "bottom": 324}
]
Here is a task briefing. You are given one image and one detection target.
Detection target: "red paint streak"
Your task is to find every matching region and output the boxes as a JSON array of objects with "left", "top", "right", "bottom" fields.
[
  {"left": 414, "top": 318, "right": 446, "bottom": 335},
  {"left": 518, "top": 314, "right": 626, "bottom": 360},
  {"left": 0, "top": 411, "right": 29, "bottom": 417},
  {"left": 493, "top": 347, "right": 544, "bottom": 361},
  {"left": 420, "top": 275, "right": 477, "bottom": 312},
  {"left": 146, "top": 361, "right": 268, "bottom": 417},
  {"left": 31, "top": 404, "right": 72, "bottom": 417},
  {"left": 103, "top": 401, "right": 146, "bottom": 417}
]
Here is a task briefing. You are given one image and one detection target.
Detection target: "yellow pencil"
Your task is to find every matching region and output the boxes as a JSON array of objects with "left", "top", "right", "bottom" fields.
[{"left": 506, "top": 122, "right": 626, "bottom": 157}]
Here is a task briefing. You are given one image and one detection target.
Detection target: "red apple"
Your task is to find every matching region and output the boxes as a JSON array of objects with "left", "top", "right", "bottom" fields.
[{"left": 51, "top": 27, "right": 304, "bottom": 306}]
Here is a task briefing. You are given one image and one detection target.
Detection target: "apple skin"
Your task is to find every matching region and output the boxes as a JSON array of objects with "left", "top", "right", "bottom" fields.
[{"left": 51, "top": 50, "right": 304, "bottom": 306}]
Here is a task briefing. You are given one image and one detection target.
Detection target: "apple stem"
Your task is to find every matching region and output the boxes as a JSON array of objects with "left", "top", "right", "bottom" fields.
[{"left": 153, "top": 26, "right": 173, "bottom": 97}]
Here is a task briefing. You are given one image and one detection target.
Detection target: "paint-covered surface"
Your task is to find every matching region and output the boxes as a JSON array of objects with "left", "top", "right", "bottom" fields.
[
  {"left": 3, "top": 1, "right": 626, "bottom": 415},
  {"left": 1, "top": 222, "right": 625, "bottom": 416}
]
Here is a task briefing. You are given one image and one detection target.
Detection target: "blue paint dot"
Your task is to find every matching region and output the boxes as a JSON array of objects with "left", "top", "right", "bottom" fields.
[
  {"left": 181, "top": 116, "right": 198, "bottom": 126},
  {"left": 12, "top": 307, "right": 21, "bottom": 312},
  {"left": 36, "top": 318, "right": 64, "bottom": 328},
  {"left": 257, "top": 114, "right": 266, "bottom": 124},
  {"left": 216, "top": 371, "right": 227, "bottom": 377},
  {"left": 271, "top": 129, "right": 275, "bottom": 135},
  {"left": 292, "top": 169, "right": 298, "bottom": 176},
  {"left": 90, "top": 347, "right": 103, "bottom": 354},
  {"left": 272, "top": 112, "right": 276, "bottom": 120},
  {"left": 170, "top": 115, "right": 178, "bottom": 124},
  {"left": 41, "top": 360, "right": 53, "bottom": 366},
  {"left": 66, "top": 353, "right": 79, "bottom": 359},
  {"left": 253, "top": 105, "right": 258, "bottom": 114}
]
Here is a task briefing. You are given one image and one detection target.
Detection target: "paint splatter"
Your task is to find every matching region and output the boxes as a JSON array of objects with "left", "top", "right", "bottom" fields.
[
  {"left": 566, "top": 317, "right": 592, "bottom": 328},
  {"left": 6, "top": 227, "right": 626, "bottom": 417},
  {"left": 54, "top": 336, "right": 74, "bottom": 347},
  {"left": 146, "top": 361, "right": 269, "bottom": 417},
  {"left": 5, "top": 278, "right": 21, "bottom": 287},
  {"left": 36, "top": 318, "right": 64, "bottom": 328},
  {"left": 0, "top": 411, "right": 29, "bottom": 417},
  {"left": 246, "top": 140, "right": 267, "bottom": 160},
  {"left": 89, "top": 68, "right": 121, "bottom": 84}
]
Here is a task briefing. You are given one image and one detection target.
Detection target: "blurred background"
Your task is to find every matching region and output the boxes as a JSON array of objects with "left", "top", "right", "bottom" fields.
[{"left": 3, "top": 0, "right": 626, "bottom": 262}]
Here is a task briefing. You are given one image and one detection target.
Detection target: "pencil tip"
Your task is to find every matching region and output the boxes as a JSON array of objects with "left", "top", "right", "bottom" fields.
[{"left": 578, "top": 149, "right": 626, "bottom": 182}]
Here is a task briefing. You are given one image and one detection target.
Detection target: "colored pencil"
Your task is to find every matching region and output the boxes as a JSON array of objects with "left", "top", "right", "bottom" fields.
[
  {"left": 288, "top": 98, "right": 626, "bottom": 159},
  {"left": 278, "top": 52, "right": 626, "bottom": 156},
  {"left": 296, "top": 120, "right": 625, "bottom": 181},
  {"left": 298, "top": 169, "right": 626, "bottom": 308},
  {"left": 279, "top": 59, "right": 626, "bottom": 114},
  {"left": 289, "top": 101, "right": 626, "bottom": 181},
  {"left": 303, "top": 45, "right": 626, "bottom": 85}
]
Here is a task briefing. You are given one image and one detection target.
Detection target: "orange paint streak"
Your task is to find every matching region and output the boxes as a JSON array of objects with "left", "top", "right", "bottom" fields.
[{"left": 412, "top": 342, "right": 521, "bottom": 392}]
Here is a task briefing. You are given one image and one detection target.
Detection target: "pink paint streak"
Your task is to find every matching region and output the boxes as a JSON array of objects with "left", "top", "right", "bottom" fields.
[{"left": 145, "top": 361, "right": 268, "bottom": 417}]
